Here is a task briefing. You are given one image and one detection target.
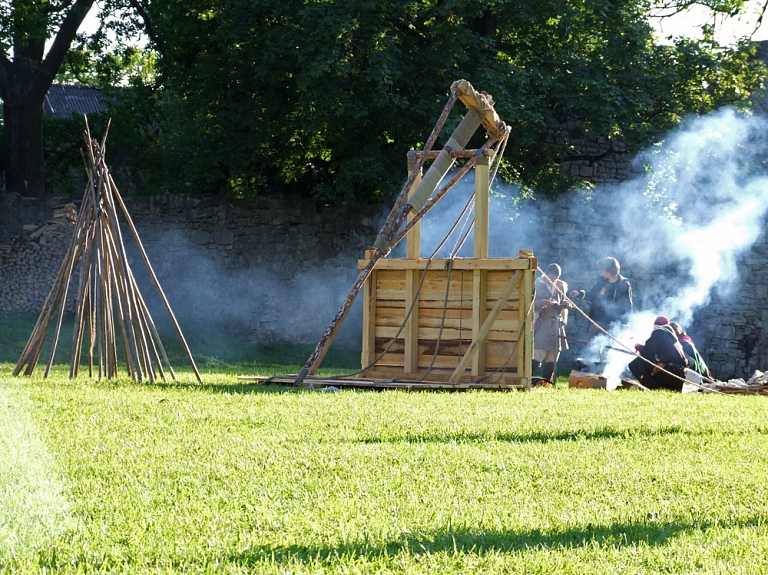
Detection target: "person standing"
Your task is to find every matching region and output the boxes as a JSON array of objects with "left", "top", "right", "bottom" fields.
[
  {"left": 533, "top": 263, "right": 571, "bottom": 384},
  {"left": 628, "top": 315, "right": 688, "bottom": 391},
  {"left": 569, "top": 256, "right": 633, "bottom": 338}
]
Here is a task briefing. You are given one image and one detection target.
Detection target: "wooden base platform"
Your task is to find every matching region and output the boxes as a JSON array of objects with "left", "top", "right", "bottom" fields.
[{"left": 237, "top": 374, "right": 527, "bottom": 390}]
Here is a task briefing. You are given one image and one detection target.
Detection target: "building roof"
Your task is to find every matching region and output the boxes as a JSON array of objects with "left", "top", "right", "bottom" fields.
[{"left": 44, "top": 84, "right": 107, "bottom": 119}]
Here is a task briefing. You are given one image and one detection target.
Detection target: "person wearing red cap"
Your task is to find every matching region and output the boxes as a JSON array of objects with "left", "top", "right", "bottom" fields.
[{"left": 628, "top": 315, "right": 689, "bottom": 391}]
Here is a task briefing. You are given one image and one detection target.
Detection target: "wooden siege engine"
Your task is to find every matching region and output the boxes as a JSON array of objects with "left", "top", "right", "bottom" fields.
[
  {"left": 288, "top": 79, "right": 536, "bottom": 390},
  {"left": 358, "top": 152, "right": 536, "bottom": 389}
]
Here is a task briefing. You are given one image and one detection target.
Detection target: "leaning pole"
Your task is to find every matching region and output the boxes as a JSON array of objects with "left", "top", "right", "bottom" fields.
[{"left": 295, "top": 80, "right": 508, "bottom": 385}]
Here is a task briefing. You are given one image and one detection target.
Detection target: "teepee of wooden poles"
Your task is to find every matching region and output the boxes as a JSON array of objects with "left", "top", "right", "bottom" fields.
[{"left": 14, "top": 118, "right": 202, "bottom": 383}]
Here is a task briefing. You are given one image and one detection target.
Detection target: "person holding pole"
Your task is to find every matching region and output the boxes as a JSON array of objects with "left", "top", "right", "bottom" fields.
[
  {"left": 533, "top": 263, "right": 572, "bottom": 384},
  {"left": 569, "top": 256, "right": 633, "bottom": 339}
]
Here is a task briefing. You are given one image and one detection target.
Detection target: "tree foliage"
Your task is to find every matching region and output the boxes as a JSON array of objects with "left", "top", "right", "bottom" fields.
[
  {"left": 2, "top": 0, "right": 764, "bottom": 203},
  {"left": 0, "top": 0, "right": 96, "bottom": 196},
  {"left": 117, "top": 0, "right": 761, "bottom": 204}
]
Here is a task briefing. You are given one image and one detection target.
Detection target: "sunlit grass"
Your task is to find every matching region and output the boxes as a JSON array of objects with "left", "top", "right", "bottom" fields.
[
  {"left": 1, "top": 367, "right": 767, "bottom": 573},
  {"left": 1, "top": 314, "right": 768, "bottom": 573}
]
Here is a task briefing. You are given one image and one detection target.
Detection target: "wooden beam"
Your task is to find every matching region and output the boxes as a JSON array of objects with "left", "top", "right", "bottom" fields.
[
  {"left": 361, "top": 250, "right": 378, "bottom": 371},
  {"left": 449, "top": 271, "right": 522, "bottom": 384},
  {"left": 404, "top": 269, "right": 420, "bottom": 373},
  {"left": 358, "top": 258, "right": 533, "bottom": 271},
  {"left": 471, "top": 269, "right": 487, "bottom": 376},
  {"left": 518, "top": 250, "right": 536, "bottom": 389},
  {"left": 474, "top": 154, "right": 490, "bottom": 260}
]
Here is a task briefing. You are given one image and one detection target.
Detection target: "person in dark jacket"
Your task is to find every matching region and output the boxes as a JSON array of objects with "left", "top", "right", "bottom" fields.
[
  {"left": 670, "top": 322, "right": 713, "bottom": 379},
  {"left": 628, "top": 315, "right": 688, "bottom": 391},
  {"left": 569, "top": 257, "right": 633, "bottom": 338}
]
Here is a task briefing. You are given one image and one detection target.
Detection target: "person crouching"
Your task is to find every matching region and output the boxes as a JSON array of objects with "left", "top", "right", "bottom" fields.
[{"left": 628, "top": 315, "right": 688, "bottom": 392}]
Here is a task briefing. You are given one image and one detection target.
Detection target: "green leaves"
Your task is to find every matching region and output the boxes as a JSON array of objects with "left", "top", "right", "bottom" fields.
[{"left": 18, "top": 0, "right": 767, "bottom": 201}]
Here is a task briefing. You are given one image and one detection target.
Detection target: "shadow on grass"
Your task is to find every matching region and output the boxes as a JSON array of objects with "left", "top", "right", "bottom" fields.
[
  {"left": 357, "top": 425, "right": 711, "bottom": 444},
  {"left": 227, "top": 515, "right": 761, "bottom": 565}
]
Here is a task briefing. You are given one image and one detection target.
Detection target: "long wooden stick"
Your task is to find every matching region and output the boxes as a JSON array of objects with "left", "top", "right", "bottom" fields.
[
  {"left": 448, "top": 271, "right": 522, "bottom": 384},
  {"left": 109, "top": 174, "right": 202, "bottom": 383}
]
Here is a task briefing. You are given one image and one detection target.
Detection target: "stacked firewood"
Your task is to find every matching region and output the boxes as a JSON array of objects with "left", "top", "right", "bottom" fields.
[
  {"left": 0, "top": 204, "right": 78, "bottom": 312},
  {"left": 703, "top": 371, "right": 768, "bottom": 395}
]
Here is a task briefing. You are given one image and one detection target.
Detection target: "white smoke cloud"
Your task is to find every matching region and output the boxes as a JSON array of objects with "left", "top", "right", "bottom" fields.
[{"left": 412, "top": 107, "right": 768, "bottom": 383}]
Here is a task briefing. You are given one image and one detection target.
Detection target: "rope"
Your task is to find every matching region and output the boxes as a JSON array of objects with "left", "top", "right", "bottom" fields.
[{"left": 535, "top": 267, "right": 727, "bottom": 394}]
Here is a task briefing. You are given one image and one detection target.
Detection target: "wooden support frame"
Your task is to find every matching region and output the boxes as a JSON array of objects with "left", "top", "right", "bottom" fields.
[
  {"left": 353, "top": 147, "right": 537, "bottom": 390},
  {"left": 299, "top": 80, "right": 538, "bottom": 390}
]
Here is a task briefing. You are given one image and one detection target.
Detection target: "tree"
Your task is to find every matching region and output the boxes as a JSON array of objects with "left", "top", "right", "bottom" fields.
[
  {"left": 127, "top": 0, "right": 764, "bottom": 204},
  {"left": 0, "top": 0, "right": 95, "bottom": 197}
]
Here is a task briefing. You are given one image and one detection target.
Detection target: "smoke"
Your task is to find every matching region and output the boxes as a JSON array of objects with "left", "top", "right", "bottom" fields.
[
  {"left": 125, "top": 230, "right": 365, "bottom": 359},
  {"left": 413, "top": 107, "right": 768, "bottom": 383}
]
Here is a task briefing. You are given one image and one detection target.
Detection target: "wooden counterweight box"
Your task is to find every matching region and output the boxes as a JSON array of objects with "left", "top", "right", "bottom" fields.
[{"left": 358, "top": 252, "right": 536, "bottom": 389}]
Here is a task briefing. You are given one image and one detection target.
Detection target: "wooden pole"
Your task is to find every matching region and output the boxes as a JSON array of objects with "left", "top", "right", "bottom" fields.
[
  {"left": 109, "top": 174, "right": 203, "bottom": 383},
  {"left": 449, "top": 271, "right": 522, "bottom": 384}
]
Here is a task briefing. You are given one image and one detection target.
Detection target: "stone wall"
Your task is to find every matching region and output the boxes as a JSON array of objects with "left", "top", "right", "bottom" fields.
[
  {"left": 2, "top": 186, "right": 767, "bottom": 379},
  {"left": 0, "top": 193, "right": 380, "bottom": 348}
]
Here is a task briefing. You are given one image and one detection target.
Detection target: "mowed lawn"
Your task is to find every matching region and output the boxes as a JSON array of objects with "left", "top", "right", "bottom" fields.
[
  {"left": 3, "top": 372, "right": 768, "bottom": 573},
  {"left": 1, "top": 316, "right": 768, "bottom": 573}
]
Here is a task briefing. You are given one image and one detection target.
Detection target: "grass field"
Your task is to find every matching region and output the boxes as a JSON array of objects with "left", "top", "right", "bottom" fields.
[{"left": 1, "top": 313, "right": 767, "bottom": 574}]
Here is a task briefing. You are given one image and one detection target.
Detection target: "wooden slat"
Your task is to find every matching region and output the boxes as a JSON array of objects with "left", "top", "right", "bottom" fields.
[
  {"left": 360, "top": 258, "right": 533, "bottom": 271},
  {"left": 418, "top": 308, "right": 474, "bottom": 320},
  {"left": 449, "top": 271, "right": 522, "bottom": 384},
  {"left": 518, "top": 250, "right": 535, "bottom": 389},
  {"left": 474, "top": 156, "right": 489, "bottom": 259},
  {"left": 472, "top": 269, "right": 487, "bottom": 376},
  {"left": 361, "top": 259, "right": 378, "bottom": 368},
  {"left": 376, "top": 290, "right": 407, "bottom": 302},
  {"left": 404, "top": 269, "right": 420, "bottom": 373},
  {"left": 375, "top": 307, "right": 406, "bottom": 326}
]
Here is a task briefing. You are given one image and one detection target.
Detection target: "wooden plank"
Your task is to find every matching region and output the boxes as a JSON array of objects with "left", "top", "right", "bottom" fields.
[
  {"left": 361, "top": 252, "right": 378, "bottom": 369},
  {"left": 472, "top": 269, "right": 487, "bottom": 376},
  {"left": 518, "top": 250, "right": 535, "bottom": 389},
  {"left": 404, "top": 269, "right": 420, "bottom": 373},
  {"left": 486, "top": 341, "right": 519, "bottom": 368},
  {"left": 418, "top": 308, "right": 474, "bottom": 320},
  {"left": 375, "top": 307, "right": 406, "bottom": 327},
  {"left": 449, "top": 271, "right": 522, "bottom": 384},
  {"left": 377, "top": 326, "right": 477, "bottom": 341},
  {"left": 414, "top": 316, "right": 475, "bottom": 330},
  {"left": 474, "top": 155, "right": 490, "bottom": 259},
  {"left": 359, "top": 258, "right": 533, "bottom": 271},
  {"left": 375, "top": 290, "right": 408, "bottom": 302},
  {"left": 388, "top": 328, "right": 519, "bottom": 344}
]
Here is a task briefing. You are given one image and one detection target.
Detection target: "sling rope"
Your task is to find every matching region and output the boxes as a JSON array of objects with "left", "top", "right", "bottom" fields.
[{"left": 535, "top": 267, "right": 727, "bottom": 394}]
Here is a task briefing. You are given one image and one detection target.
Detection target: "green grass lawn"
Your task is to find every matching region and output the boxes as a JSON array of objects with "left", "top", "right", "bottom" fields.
[{"left": 1, "top": 313, "right": 767, "bottom": 574}]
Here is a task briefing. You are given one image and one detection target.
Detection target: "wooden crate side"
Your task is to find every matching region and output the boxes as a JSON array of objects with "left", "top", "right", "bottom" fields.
[
  {"left": 361, "top": 256, "right": 534, "bottom": 384},
  {"left": 361, "top": 268, "right": 378, "bottom": 369}
]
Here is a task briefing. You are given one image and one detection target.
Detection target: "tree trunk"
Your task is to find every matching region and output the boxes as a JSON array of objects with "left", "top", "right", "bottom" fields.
[{"left": 4, "top": 90, "right": 45, "bottom": 197}]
